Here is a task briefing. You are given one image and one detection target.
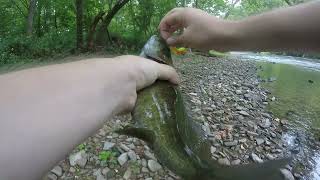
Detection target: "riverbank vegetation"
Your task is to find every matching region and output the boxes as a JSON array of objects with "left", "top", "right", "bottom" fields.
[{"left": 0, "top": 0, "right": 312, "bottom": 65}]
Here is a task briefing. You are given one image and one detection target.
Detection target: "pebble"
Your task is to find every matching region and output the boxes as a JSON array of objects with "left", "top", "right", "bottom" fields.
[
  {"left": 127, "top": 143, "right": 136, "bottom": 149},
  {"left": 231, "top": 159, "right": 241, "bottom": 165},
  {"left": 69, "top": 167, "right": 76, "bottom": 173},
  {"left": 236, "top": 90, "right": 242, "bottom": 95},
  {"left": 103, "top": 141, "right": 115, "bottom": 150},
  {"left": 280, "top": 168, "right": 295, "bottom": 180},
  {"left": 128, "top": 151, "right": 137, "bottom": 161},
  {"left": 120, "top": 143, "right": 130, "bottom": 152},
  {"left": 141, "top": 159, "right": 147, "bottom": 167},
  {"left": 251, "top": 153, "right": 263, "bottom": 163},
  {"left": 224, "top": 140, "right": 238, "bottom": 147},
  {"left": 123, "top": 169, "right": 132, "bottom": 180},
  {"left": 118, "top": 153, "right": 128, "bottom": 166},
  {"left": 218, "top": 158, "right": 231, "bottom": 166},
  {"left": 256, "top": 138, "right": 265, "bottom": 145},
  {"left": 144, "top": 150, "right": 156, "bottom": 160},
  {"left": 102, "top": 167, "right": 110, "bottom": 176},
  {"left": 45, "top": 173, "right": 58, "bottom": 180},
  {"left": 148, "top": 160, "right": 162, "bottom": 172},
  {"left": 259, "top": 118, "right": 271, "bottom": 128},
  {"left": 247, "top": 131, "right": 259, "bottom": 137},
  {"left": 51, "top": 166, "right": 63, "bottom": 176},
  {"left": 210, "top": 146, "right": 217, "bottom": 154},
  {"left": 141, "top": 167, "right": 149, "bottom": 173},
  {"left": 69, "top": 150, "right": 87, "bottom": 168},
  {"left": 266, "top": 153, "right": 276, "bottom": 160},
  {"left": 238, "top": 110, "right": 250, "bottom": 116}
]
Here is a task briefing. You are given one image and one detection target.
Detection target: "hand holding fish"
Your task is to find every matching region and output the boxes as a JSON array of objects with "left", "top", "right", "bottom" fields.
[
  {"left": 112, "top": 55, "right": 179, "bottom": 113},
  {"left": 0, "top": 55, "right": 178, "bottom": 180},
  {"left": 159, "top": 8, "right": 237, "bottom": 51}
]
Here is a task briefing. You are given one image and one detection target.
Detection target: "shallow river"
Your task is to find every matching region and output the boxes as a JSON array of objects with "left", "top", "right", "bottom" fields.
[{"left": 231, "top": 52, "right": 320, "bottom": 180}]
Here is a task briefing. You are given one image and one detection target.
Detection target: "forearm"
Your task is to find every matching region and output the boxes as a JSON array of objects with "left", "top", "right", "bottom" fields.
[
  {"left": 228, "top": 1, "right": 320, "bottom": 52},
  {"left": 0, "top": 59, "right": 134, "bottom": 179}
]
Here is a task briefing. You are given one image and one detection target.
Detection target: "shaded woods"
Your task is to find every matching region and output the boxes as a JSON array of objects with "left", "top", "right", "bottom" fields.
[{"left": 0, "top": 0, "right": 307, "bottom": 65}]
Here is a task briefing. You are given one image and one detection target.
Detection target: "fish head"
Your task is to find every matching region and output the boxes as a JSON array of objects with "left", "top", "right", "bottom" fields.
[{"left": 140, "top": 35, "right": 172, "bottom": 65}]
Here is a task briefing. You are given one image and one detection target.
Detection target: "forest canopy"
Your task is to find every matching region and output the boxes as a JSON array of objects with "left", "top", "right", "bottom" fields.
[{"left": 0, "top": 0, "right": 306, "bottom": 65}]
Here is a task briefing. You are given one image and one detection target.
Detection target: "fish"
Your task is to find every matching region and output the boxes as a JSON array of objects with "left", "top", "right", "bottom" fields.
[{"left": 117, "top": 35, "right": 289, "bottom": 180}]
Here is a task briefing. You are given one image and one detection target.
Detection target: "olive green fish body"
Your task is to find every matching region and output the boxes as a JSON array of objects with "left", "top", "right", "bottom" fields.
[{"left": 121, "top": 81, "right": 197, "bottom": 177}]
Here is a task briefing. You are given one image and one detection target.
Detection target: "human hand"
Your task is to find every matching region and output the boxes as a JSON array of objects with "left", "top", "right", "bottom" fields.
[
  {"left": 159, "top": 8, "right": 238, "bottom": 51},
  {"left": 110, "top": 55, "right": 179, "bottom": 113}
]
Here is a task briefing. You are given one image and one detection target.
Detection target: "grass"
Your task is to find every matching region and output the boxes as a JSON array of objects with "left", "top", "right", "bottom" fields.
[{"left": 257, "top": 62, "right": 320, "bottom": 128}]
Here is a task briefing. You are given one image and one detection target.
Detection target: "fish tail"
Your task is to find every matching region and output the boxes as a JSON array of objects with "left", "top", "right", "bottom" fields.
[{"left": 201, "top": 158, "right": 290, "bottom": 180}]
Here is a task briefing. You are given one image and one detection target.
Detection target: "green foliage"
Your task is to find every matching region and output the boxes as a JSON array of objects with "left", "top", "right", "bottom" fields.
[
  {"left": 98, "top": 150, "right": 118, "bottom": 165},
  {"left": 77, "top": 143, "right": 87, "bottom": 151},
  {"left": 0, "top": 30, "right": 75, "bottom": 65},
  {"left": 0, "top": 0, "right": 304, "bottom": 65}
]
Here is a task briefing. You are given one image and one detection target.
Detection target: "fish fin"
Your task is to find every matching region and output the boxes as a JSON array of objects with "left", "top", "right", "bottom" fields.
[
  {"left": 204, "top": 158, "right": 291, "bottom": 180},
  {"left": 115, "top": 125, "right": 155, "bottom": 143}
]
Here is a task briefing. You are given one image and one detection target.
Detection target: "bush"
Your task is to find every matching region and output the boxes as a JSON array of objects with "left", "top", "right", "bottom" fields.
[{"left": 0, "top": 30, "right": 75, "bottom": 65}]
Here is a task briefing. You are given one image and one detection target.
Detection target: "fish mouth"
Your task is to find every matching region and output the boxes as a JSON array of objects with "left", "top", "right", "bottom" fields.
[{"left": 145, "top": 54, "right": 168, "bottom": 65}]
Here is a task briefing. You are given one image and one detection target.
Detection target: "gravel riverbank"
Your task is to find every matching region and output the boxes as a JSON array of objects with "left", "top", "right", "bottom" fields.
[{"left": 44, "top": 54, "right": 297, "bottom": 180}]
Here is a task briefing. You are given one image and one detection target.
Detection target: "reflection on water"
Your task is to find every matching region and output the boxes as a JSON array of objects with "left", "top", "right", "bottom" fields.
[
  {"left": 231, "top": 52, "right": 320, "bottom": 71},
  {"left": 311, "top": 153, "right": 320, "bottom": 180},
  {"left": 232, "top": 52, "right": 320, "bottom": 179}
]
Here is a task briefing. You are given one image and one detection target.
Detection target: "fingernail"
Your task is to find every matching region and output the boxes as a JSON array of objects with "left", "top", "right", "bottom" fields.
[{"left": 166, "top": 37, "right": 176, "bottom": 45}]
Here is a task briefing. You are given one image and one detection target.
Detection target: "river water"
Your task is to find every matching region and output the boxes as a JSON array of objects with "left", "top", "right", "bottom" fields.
[{"left": 231, "top": 52, "right": 320, "bottom": 180}]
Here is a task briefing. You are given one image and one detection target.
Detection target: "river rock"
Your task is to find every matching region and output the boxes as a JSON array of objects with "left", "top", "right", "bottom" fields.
[
  {"left": 51, "top": 166, "right": 63, "bottom": 176},
  {"left": 148, "top": 160, "right": 162, "bottom": 172},
  {"left": 238, "top": 110, "right": 250, "bottom": 116},
  {"left": 259, "top": 118, "right": 271, "bottom": 128},
  {"left": 45, "top": 173, "right": 58, "bottom": 180},
  {"left": 103, "top": 141, "right": 115, "bottom": 150},
  {"left": 210, "top": 146, "right": 217, "bottom": 154},
  {"left": 218, "top": 158, "right": 231, "bottom": 166},
  {"left": 145, "top": 150, "right": 156, "bottom": 160},
  {"left": 251, "top": 153, "right": 263, "bottom": 163},
  {"left": 141, "top": 167, "right": 149, "bottom": 173},
  {"left": 231, "top": 159, "right": 241, "bottom": 165},
  {"left": 280, "top": 169, "right": 295, "bottom": 180},
  {"left": 224, "top": 140, "right": 238, "bottom": 147},
  {"left": 123, "top": 169, "right": 132, "bottom": 180},
  {"left": 256, "top": 138, "right": 265, "bottom": 145},
  {"left": 69, "top": 150, "right": 87, "bottom": 167},
  {"left": 120, "top": 143, "right": 130, "bottom": 152},
  {"left": 118, "top": 153, "right": 128, "bottom": 166},
  {"left": 128, "top": 150, "right": 137, "bottom": 161}
]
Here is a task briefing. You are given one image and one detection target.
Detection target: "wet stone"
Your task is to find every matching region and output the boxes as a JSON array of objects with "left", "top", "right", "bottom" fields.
[
  {"left": 224, "top": 140, "right": 238, "bottom": 147},
  {"left": 103, "top": 141, "right": 115, "bottom": 150},
  {"left": 280, "top": 168, "right": 295, "bottom": 180},
  {"left": 251, "top": 153, "right": 263, "bottom": 163},
  {"left": 118, "top": 153, "right": 128, "bottom": 166},
  {"left": 218, "top": 158, "right": 231, "bottom": 166},
  {"left": 148, "top": 160, "right": 162, "bottom": 172}
]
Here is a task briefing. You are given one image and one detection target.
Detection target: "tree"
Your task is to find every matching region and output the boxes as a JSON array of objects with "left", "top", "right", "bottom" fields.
[
  {"left": 76, "top": 0, "right": 84, "bottom": 49},
  {"left": 26, "top": 0, "right": 37, "bottom": 35},
  {"left": 87, "top": 0, "right": 130, "bottom": 50}
]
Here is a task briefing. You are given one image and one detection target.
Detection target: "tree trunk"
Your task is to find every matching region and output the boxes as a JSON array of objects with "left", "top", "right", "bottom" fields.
[
  {"left": 26, "top": 0, "right": 37, "bottom": 35},
  {"left": 76, "top": 0, "right": 84, "bottom": 49},
  {"left": 36, "top": 1, "right": 41, "bottom": 37},
  {"left": 87, "top": 11, "right": 107, "bottom": 50},
  {"left": 87, "top": 0, "right": 130, "bottom": 50}
]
